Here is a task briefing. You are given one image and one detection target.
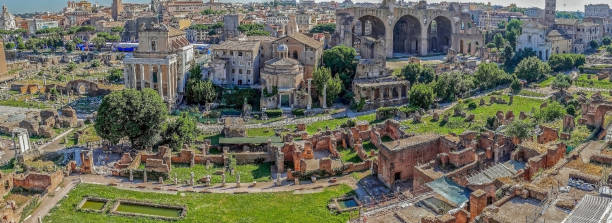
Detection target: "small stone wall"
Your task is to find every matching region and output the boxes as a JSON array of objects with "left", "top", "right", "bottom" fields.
[
  {"left": 77, "top": 197, "right": 111, "bottom": 213},
  {"left": 109, "top": 199, "right": 186, "bottom": 221}
]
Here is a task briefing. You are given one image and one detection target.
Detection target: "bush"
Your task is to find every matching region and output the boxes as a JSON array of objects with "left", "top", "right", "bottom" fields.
[
  {"left": 548, "top": 54, "right": 586, "bottom": 72},
  {"left": 376, "top": 107, "right": 398, "bottom": 120},
  {"left": 409, "top": 83, "right": 434, "bottom": 109},
  {"left": 467, "top": 102, "right": 477, "bottom": 110},
  {"left": 291, "top": 109, "right": 305, "bottom": 116},
  {"left": 535, "top": 101, "right": 565, "bottom": 122},
  {"left": 265, "top": 109, "right": 283, "bottom": 118}
]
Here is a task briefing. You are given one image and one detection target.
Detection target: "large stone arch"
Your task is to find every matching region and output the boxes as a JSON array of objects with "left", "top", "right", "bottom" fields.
[
  {"left": 393, "top": 14, "right": 422, "bottom": 56},
  {"left": 354, "top": 15, "right": 386, "bottom": 39},
  {"left": 427, "top": 16, "right": 453, "bottom": 54}
]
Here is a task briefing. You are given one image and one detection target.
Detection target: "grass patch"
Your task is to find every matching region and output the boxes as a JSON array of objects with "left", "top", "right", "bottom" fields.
[
  {"left": 338, "top": 147, "right": 362, "bottom": 163},
  {"left": 247, "top": 128, "right": 276, "bottom": 137},
  {"left": 169, "top": 163, "right": 271, "bottom": 184},
  {"left": 46, "top": 183, "right": 357, "bottom": 223},
  {"left": 402, "top": 95, "right": 543, "bottom": 134},
  {"left": 0, "top": 99, "right": 50, "bottom": 109},
  {"left": 538, "top": 76, "right": 555, "bottom": 88},
  {"left": 575, "top": 74, "right": 612, "bottom": 89}
]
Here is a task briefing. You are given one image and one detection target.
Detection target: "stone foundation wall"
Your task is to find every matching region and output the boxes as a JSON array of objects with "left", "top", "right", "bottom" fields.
[{"left": 12, "top": 170, "right": 63, "bottom": 193}]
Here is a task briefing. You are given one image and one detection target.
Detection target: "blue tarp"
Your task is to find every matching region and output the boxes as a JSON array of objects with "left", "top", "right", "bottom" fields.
[{"left": 426, "top": 177, "right": 471, "bottom": 205}]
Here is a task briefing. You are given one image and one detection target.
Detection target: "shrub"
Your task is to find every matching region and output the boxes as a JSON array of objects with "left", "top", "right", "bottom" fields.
[
  {"left": 376, "top": 107, "right": 398, "bottom": 120},
  {"left": 535, "top": 101, "right": 565, "bottom": 122},
  {"left": 467, "top": 102, "right": 477, "bottom": 110},
  {"left": 265, "top": 109, "right": 283, "bottom": 118},
  {"left": 291, "top": 109, "right": 305, "bottom": 116}
]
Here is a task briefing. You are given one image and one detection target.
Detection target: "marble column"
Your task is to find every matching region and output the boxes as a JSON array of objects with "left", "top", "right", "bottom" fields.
[
  {"left": 167, "top": 63, "right": 173, "bottom": 100},
  {"left": 278, "top": 94, "right": 282, "bottom": 108},
  {"left": 149, "top": 64, "right": 154, "bottom": 88},
  {"left": 123, "top": 65, "right": 129, "bottom": 88},
  {"left": 322, "top": 84, "right": 327, "bottom": 109},
  {"left": 140, "top": 64, "right": 145, "bottom": 90},
  {"left": 307, "top": 79, "right": 312, "bottom": 110},
  {"left": 157, "top": 64, "right": 163, "bottom": 99},
  {"left": 370, "top": 88, "right": 375, "bottom": 101},
  {"left": 130, "top": 64, "right": 136, "bottom": 89}
]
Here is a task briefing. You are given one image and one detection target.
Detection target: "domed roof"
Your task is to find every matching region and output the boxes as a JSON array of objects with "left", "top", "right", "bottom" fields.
[{"left": 277, "top": 44, "right": 288, "bottom": 52}]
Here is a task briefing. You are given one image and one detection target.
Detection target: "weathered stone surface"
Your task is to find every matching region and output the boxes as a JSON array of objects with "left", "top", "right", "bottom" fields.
[
  {"left": 563, "top": 114, "right": 575, "bottom": 132},
  {"left": 465, "top": 114, "right": 475, "bottom": 122},
  {"left": 432, "top": 112, "right": 439, "bottom": 122},
  {"left": 38, "top": 126, "right": 54, "bottom": 138},
  {"left": 480, "top": 98, "right": 485, "bottom": 106},
  {"left": 19, "top": 120, "right": 39, "bottom": 136}
]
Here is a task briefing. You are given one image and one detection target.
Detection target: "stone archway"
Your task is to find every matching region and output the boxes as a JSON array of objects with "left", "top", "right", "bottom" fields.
[
  {"left": 353, "top": 15, "right": 386, "bottom": 39},
  {"left": 393, "top": 15, "right": 421, "bottom": 56},
  {"left": 427, "top": 16, "right": 452, "bottom": 54}
]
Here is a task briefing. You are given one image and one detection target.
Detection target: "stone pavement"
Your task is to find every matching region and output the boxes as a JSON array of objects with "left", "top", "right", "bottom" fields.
[{"left": 25, "top": 177, "right": 79, "bottom": 223}]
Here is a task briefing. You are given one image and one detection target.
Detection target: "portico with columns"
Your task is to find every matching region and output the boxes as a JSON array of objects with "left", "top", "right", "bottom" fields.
[{"left": 123, "top": 56, "right": 180, "bottom": 103}]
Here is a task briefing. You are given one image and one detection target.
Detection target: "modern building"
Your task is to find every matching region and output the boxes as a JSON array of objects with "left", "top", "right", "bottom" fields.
[{"left": 123, "top": 23, "right": 194, "bottom": 106}]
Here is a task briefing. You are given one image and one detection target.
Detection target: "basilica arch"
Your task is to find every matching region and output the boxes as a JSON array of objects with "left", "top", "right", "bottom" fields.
[
  {"left": 393, "top": 15, "right": 421, "bottom": 56},
  {"left": 427, "top": 16, "right": 453, "bottom": 54}
]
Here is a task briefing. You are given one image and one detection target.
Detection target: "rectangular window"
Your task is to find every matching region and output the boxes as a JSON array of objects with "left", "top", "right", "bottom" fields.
[{"left": 239, "top": 69, "right": 243, "bottom": 74}]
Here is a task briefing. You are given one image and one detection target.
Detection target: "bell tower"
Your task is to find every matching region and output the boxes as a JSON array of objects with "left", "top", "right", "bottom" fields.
[{"left": 544, "top": 0, "right": 556, "bottom": 27}]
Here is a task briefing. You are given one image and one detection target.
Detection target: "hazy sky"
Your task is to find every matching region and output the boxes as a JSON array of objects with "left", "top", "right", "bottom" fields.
[{"left": 1, "top": 0, "right": 609, "bottom": 13}]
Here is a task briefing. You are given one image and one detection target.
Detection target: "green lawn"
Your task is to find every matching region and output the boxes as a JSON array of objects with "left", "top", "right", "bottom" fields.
[
  {"left": 402, "top": 95, "right": 543, "bottom": 134},
  {"left": 517, "top": 90, "right": 546, "bottom": 97},
  {"left": 574, "top": 74, "right": 612, "bottom": 89},
  {"left": 0, "top": 99, "right": 50, "bottom": 109},
  {"left": 538, "top": 76, "right": 555, "bottom": 88},
  {"left": 337, "top": 147, "right": 362, "bottom": 163},
  {"left": 169, "top": 163, "right": 272, "bottom": 184},
  {"left": 45, "top": 183, "right": 357, "bottom": 223},
  {"left": 288, "top": 113, "right": 377, "bottom": 134}
]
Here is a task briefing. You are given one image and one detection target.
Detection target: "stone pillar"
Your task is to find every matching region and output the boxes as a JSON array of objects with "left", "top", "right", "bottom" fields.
[
  {"left": 236, "top": 173, "right": 241, "bottom": 187},
  {"left": 149, "top": 64, "right": 154, "bottom": 88},
  {"left": 129, "top": 168, "right": 133, "bottom": 182},
  {"left": 123, "top": 65, "right": 129, "bottom": 88},
  {"left": 222, "top": 173, "right": 226, "bottom": 187},
  {"left": 370, "top": 88, "right": 375, "bottom": 101},
  {"left": 307, "top": 79, "right": 312, "bottom": 110},
  {"left": 159, "top": 176, "right": 163, "bottom": 184},
  {"left": 167, "top": 63, "right": 172, "bottom": 100},
  {"left": 190, "top": 172, "right": 195, "bottom": 186},
  {"left": 322, "top": 84, "right": 327, "bottom": 109},
  {"left": 143, "top": 170, "right": 147, "bottom": 183},
  {"left": 278, "top": 94, "right": 282, "bottom": 108},
  {"left": 276, "top": 173, "right": 282, "bottom": 186},
  {"left": 205, "top": 175, "right": 211, "bottom": 187},
  {"left": 130, "top": 64, "right": 136, "bottom": 89},
  {"left": 157, "top": 64, "right": 163, "bottom": 99},
  {"left": 140, "top": 64, "right": 145, "bottom": 90}
]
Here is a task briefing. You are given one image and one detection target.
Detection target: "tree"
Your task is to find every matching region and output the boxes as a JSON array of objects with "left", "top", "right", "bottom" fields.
[
  {"left": 409, "top": 83, "right": 434, "bottom": 109},
  {"left": 161, "top": 113, "right": 197, "bottom": 151},
  {"left": 94, "top": 88, "right": 168, "bottom": 148},
  {"left": 107, "top": 68, "right": 123, "bottom": 83},
  {"left": 111, "top": 26, "right": 124, "bottom": 33},
  {"left": 418, "top": 67, "right": 435, "bottom": 84},
  {"left": 603, "top": 37, "right": 612, "bottom": 46},
  {"left": 64, "top": 40, "right": 76, "bottom": 52},
  {"left": 90, "top": 59, "right": 101, "bottom": 68},
  {"left": 493, "top": 33, "right": 505, "bottom": 49},
  {"left": 313, "top": 67, "right": 341, "bottom": 106},
  {"left": 92, "top": 36, "right": 106, "bottom": 51},
  {"left": 310, "top": 23, "right": 336, "bottom": 33},
  {"left": 589, "top": 40, "right": 599, "bottom": 50},
  {"left": 4, "top": 42, "right": 14, "bottom": 49},
  {"left": 505, "top": 120, "right": 531, "bottom": 140},
  {"left": 510, "top": 76, "right": 522, "bottom": 93},
  {"left": 551, "top": 74, "right": 572, "bottom": 92},
  {"left": 66, "top": 62, "right": 77, "bottom": 72},
  {"left": 515, "top": 56, "right": 551, "bottom": 82},
  {"left": 535, "top": 101, "right": 565, "bottom": 123},
  {"left": 607, "top": 45, "right": 612, "bottom": 55},
  {"left": 322, "top": 45, "right": 356, "bottom": 75},
  {"left": 400, "top": 63, "right": 422, "bottom": 84},
  {"left": 473, "top": 62, "right": 511, "bottom": 90},
  {"left": 185, "top": 79, "right": 216, "bottom": 105},
  {"left": 548, "top": 54, "right": 586, "bottom": 71},
  {"left": 433, "top": 71, "right": 474, "bottom": 102},
  {"left": 189, "top": 64, "right": 202, "bottom": 80}
]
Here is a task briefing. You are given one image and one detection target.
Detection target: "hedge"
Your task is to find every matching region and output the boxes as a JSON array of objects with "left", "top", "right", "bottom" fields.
[{"left": 265, "top": 109, "right": 283, "bottom": 118}]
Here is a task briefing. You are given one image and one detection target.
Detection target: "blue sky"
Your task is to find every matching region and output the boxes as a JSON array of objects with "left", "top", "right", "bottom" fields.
[{"left": 2, "top": 0, "right": 609, "bottom": 13}]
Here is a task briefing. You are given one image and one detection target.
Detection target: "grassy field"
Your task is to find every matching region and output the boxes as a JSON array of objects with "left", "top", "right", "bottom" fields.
[
  {"left": 45, "top": 183, "right": 357, "bottom": 223},
  {"left": 0, "top": 99, "right": 50, "bottom": 109},
  {"left": 337, "top": 147, "right": 361, "bottom": 163},
  {"left": 402, "top": 95, "right": 544, "bottom": 134},
  {"left": 538, "top": 76, "right": 555, "bottom": 88},
  {"left": 517, "top": 90, "right": 546, "bottom": 97},
  {"left": 574, "top": 74, "right": 612, "bottom": 89},
  {"left": 169, "top": 163, "right": 272, "bottom": 184}
]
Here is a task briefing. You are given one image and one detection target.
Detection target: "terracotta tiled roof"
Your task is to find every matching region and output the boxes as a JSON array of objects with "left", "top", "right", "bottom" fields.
[{"left": 284, "top": 33, "right": 323, "bottom": 49}]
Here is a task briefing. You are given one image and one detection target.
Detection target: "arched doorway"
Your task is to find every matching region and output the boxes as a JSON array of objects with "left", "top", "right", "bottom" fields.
[
  {"left": 427, "top": 16, "right": 452, "bottom": 54},
  {"left": 393, "top": 15, "right": 421, "bottom": 56},
  {"left": 353, "top": 15, "right": 386, "bottom": 39}
]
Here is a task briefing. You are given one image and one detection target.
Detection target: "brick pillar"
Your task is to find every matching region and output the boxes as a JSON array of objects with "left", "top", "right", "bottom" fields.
[{"left": 469, "top": 189, "right": 487, "bottom": 221}]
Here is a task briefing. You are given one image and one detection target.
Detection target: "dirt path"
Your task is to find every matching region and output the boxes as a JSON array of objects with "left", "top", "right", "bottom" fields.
[{"left": 25, "top": 177, "right": 79, "bottom": 223}]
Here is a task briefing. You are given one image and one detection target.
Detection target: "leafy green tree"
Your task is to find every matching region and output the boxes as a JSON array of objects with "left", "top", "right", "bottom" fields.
[
  {"left": 589, "top": 40, "right": 599, "bottom": 50},
  {"left": 322, "top": 45, "right": 356, "bottom": 75},
  {"left": 408, "top": 83, "right": 434, "bottom": 109},
  {"left": 94, "top": 88, "right": 168, "bottom": 148},
  {"left": 313, "top": 67, "right": 341, "bottom": 106},
  {"left": 189, "top": 64, "right": 202, "bottom": 80},
  {"left": 548, "top": 54, "right": 586, "bottom": 71},
  {"left": 111, "top": 26, "right": 124, "bottom": 33},
  {"left": 245, "top": 30, "right": 270, "bottom": 36},
  {"left": 603, "top": 37, "right": 612, "bottom": 46},
  {"left": 185, "top": 79, "right": 216, "bottom": 105},
  {"left": 515, "top": 56, "right": 551, "bottom": 82},
  {"left": 66, "top": 62, "right": 77, "bottom": 72},
  {"left": 535, "top": 101, "right": 565, "bottom": 123},
  {"left": 510, "top": 76, "right": 522, "bottom": 93},
  {"left": 90, "top": 59, "right": 101, "bottom": 68},
  {"left": 64, "top": 40, "right": 76, "bottom": 52},
  {"left": 505, "top": 120, "right": 531, "bottom": 140},
  {"left": 433, "top": 71, "right": 474, "bottom": 102},
  {"left": 400, "top": 63, "right": 422, "bottom": 84},
  {"left": 92, "top": 36, "right": 106, "bottom": 51},
  {"left": 106, "top": 68, "right": 123, "bottom": 83},
  {"left": 493, "top": 33, "right": 505, "bottom": 49},
  {"left": 418, "top": 67, "right": 435, "bottom": 84},
  {"left": 4, "top": 42, "right": 14, "bottom": 49},
  {"left": 551, "top": 74, "right": 572, "bottom": 92},
  {"left": 310, "top": 23, "right": 336, "bottom": 33},
  {"left": 473, "top": 62, "right": 511, "bottom": 90},
  {"left": 162, "top": 112, "right": 197, "bottom": 151}
]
